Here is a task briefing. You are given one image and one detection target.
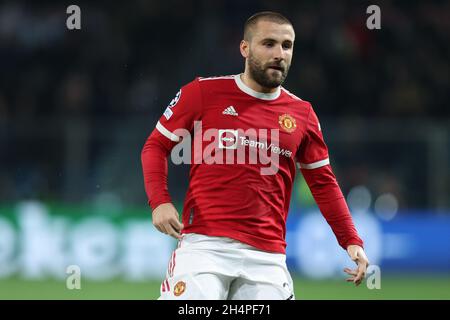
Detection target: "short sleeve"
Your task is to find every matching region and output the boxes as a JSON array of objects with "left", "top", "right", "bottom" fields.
[
  {"left": 155, "top": 78, "right": 202, "bottom": 143},
  {"left": 296, "top": 106, "right": 330, "bottom": 170}
]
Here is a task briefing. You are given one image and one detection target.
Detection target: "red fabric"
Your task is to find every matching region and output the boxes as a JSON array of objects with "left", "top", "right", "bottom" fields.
[
  {"left": 141, "top": 129, "right": 174, "bottom": 210},
  {"left": 141, "top": 75, "right": 363, "bottom": 253}
]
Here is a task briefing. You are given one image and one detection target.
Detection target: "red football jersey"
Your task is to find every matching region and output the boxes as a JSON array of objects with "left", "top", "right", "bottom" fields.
[{"left": 151, "top": 74, "right": 332, "bottom": 253}]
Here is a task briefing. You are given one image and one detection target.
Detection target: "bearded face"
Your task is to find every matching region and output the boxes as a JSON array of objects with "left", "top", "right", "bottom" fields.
[
  {"left": 247, "top": 49, "right": 290, "bottom": 88},
  {"left": 240, "top": 20, "right": 295, "bottom": 90}
]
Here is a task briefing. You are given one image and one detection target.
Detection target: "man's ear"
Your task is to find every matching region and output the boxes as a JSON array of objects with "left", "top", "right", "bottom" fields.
[{"left": 240, "top": 40, "right": 249, "bottom": 58}]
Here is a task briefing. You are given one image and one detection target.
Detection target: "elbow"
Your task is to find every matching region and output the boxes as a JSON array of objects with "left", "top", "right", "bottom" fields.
[
  {"left": 141, "top": 130, "right": 171, "bottom": 165},
  {"left": 141, "top": 138, "right": 152, "bottom": 165}
]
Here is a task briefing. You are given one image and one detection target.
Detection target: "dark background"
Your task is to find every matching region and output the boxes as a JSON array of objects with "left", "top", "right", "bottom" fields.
[{"left": 0, "top": 0, "right": 448, "bottom": 211}]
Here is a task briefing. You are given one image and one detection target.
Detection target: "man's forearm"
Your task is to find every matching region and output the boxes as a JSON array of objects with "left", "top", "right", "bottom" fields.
[
  {"left": 301, "top": 164, "right": 363, "bottom": 249},
  {"left": 316, "top": 197, "right": 364, "bottom": 249},
  {"left": 141, "top": 130, "right": 173, "bottom": 210}
]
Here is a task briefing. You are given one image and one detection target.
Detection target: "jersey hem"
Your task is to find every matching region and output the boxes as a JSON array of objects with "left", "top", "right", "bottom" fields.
[{"left": 181, "top": 226, "right": 286, "bottom": 254}]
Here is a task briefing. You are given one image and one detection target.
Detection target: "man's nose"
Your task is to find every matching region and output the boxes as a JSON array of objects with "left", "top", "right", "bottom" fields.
[{"left": 273, "top": 44, "right": 285, "bottom": 61}]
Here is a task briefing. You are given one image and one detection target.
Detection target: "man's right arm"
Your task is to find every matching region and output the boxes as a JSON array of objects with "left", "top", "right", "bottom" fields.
[
  {"left": 141, "top": 129, "right": 184, "bottom": 239},
  {"left": 141, "top": 129, "right": 173, "bottom": 210},
  {"left": 140, "top": 78, "right": 203, "bottom": 239}
]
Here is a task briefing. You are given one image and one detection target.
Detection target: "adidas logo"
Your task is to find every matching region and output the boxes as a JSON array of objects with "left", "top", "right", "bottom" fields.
[{"left": 222, "top": 106, "right": 238, "bottom": 116}]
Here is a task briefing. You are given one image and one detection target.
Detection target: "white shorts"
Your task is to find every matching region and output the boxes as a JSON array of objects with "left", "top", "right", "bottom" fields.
[{"left": 158, "top": 233, "right": 295, "bottom": 300}]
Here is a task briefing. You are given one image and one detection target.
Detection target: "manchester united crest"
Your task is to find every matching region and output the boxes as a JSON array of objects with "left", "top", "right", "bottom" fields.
[
  {"left": 278, "top": 114, "right": 297, "bottom": 133},
  {"left": 174, "top": 281, "right": 186, "bottom": 296}
]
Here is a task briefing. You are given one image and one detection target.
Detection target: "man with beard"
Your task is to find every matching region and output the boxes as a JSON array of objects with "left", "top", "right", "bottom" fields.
[{"left": 141, "top": 11, "right": 369, "bottom": 300}]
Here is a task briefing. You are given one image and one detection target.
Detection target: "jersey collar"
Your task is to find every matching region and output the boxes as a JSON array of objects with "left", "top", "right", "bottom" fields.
[{"left": 234, "top": 74, "right": 281, "bottom": 101}]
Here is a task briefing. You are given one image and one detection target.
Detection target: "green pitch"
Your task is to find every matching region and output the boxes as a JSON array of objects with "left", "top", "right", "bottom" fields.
[{"left": 0, "top": 275, "right": 449, "bottom": 300}]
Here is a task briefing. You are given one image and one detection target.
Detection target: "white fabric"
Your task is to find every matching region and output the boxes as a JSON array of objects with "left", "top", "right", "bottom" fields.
[
  {"left": 159, "top": 233, "right": 295, "bottom": 300},
  {"left": 298, "top": 158, "right": 330, "bottom": 169},
  {"left": 156, "top": 121, "right": 180, "bottom": 142},
  {"left": 234, "top": 74, "right": 281, "bottom": 101}
]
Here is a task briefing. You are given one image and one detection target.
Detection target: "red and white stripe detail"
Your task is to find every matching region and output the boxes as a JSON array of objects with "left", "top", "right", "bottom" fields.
[
  {"left": 161, "top": 239, "right": 184, "bottom": 294},
  {"left": 161, "top": 279, "right": 170, "bottom": 292},
  {"left": 166, "top": 238, "right": 182, "bottom": 281},
  {"left": 297, "top": 158, "right": 330, "bottom": 170},
  {"left": 165, "top": 279, "right": 170, "bottom": 292},
  {"left": 171, "top": 250, "right": 177, "bottom": 277},
  {"left": 156, "top": 121, "right": 180, "bottom": 142},
  {"left": 169, "top": 240, "right": 182, "bottom": 277},
  {"left": 168, "top": 251, "right": 175, "bottom": 277}
]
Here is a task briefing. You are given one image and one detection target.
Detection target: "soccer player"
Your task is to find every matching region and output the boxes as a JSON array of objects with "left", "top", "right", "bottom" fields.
[{"left": 141, "top": 11, "right": 369, "bottom": 299}]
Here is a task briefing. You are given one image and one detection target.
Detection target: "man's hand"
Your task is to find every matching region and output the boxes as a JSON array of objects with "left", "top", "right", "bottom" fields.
[
  {"left": 344, "top": 245, "right": 369, "bottom": 286},
  {"left": 152, "top": 203, "right": 184, "bottom": 240}
]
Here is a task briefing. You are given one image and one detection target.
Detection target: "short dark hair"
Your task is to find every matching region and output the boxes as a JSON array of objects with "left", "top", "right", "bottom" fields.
[{"left": 243, "top": 11, "right": 293, "bottom": 41}]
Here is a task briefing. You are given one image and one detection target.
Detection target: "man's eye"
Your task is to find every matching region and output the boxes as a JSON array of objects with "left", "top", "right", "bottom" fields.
[
  {"left": 283, "top": 43, "right": 292, "bottom": 49},
  {"left": 264, "top": 42, "right": 274, "bottom": 47}
]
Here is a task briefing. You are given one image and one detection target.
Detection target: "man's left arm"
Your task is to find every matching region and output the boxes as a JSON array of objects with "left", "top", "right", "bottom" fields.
[
  {"left": 301, "top": 164, "right": 370, "bottom": 286},
  {"left": 297, "top": 104, "right": 369, "bottom": 286}
]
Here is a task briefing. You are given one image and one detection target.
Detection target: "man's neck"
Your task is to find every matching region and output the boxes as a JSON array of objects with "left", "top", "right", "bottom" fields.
[{"left": 240, "top": 72, "right": 279, "bottom": 94}]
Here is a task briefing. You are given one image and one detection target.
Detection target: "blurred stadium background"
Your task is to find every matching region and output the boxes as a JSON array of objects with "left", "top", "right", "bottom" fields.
[{"left": 0, "top": 0, "right": 449, "bottom": 299}]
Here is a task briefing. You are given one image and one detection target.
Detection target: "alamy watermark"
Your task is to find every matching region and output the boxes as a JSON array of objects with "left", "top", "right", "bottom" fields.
[
  {"left": 66, "top": 5, "right": 81, "bottom": 30},
  {"left": 366, "top": 5, "right": 381, "bottom": 30},
  {"left": 66, "top": 265, "right": 81, "bottom": 290},
  {"left": 167, "top": 121, "right": 286, "bottom": 176},
  {"left": 366, "top": 265, "right": 381, "bottom": 289}
]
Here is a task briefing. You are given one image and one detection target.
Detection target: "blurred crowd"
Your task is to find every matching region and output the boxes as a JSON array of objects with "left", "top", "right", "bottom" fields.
[{"left": 0, "top": 0, "right": 449, "bottom": 210}]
